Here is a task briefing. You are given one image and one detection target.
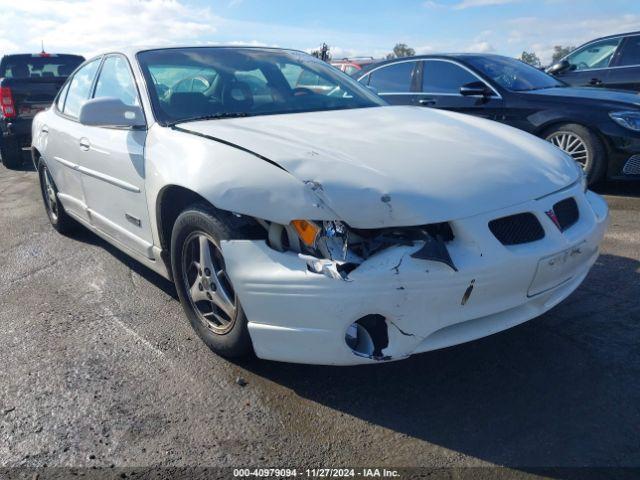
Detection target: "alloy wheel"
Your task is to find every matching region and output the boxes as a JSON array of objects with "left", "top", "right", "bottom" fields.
[
  {"left": 43, "top": 168, "right": 59, "bottom": 222},
  {"left": 181, "top": 231, "right": 238, "bottom": 335},
  {"left": 546, "top": 131, "right": 590, "bottom": 171}
]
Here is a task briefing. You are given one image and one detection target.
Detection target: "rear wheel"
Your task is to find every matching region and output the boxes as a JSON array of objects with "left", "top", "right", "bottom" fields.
[
  {"left": 171, "top": 205, "right": 253, "bottom": 358},
  {"left": 0, "top": 138, "right": 22, "bottom": 169},
  {"left": 544, "top": 123, "right": 606, "bottom": 186},
  {"left": 38, "top": 161, "right": 75, "bottom": 234}
]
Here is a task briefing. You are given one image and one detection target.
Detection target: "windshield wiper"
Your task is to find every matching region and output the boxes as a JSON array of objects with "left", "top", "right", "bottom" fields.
[{"left": 168, "top": 112, "right": 250, "bottom": 127}]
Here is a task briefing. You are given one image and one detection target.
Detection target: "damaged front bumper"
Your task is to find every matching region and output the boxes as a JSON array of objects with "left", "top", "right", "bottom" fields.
[{"left": 221, "top": 188, "right": 609, "bottom": 365}]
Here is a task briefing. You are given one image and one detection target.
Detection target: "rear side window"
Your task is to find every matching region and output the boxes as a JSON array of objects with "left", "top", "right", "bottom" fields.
[
  {"left": 0, "top": 54, "right": 84, "bottom": 78},
  {"left": 367, "top": 61, "right": 417, "bottom": 93},
  {"left": 56, "top": 81, "right": 71, "bottom": 111},
  {"left": 422, "top": 61, "right": 479, "bottom": 94},
  {"left": 617, "top": 36, "right": 640, "bottom": 67},
  {"left": 63, "top": 59, "right": 101, "bottom": 119},
  {"left": 93, "top": 56, "right": 140, "bottom": 107}
]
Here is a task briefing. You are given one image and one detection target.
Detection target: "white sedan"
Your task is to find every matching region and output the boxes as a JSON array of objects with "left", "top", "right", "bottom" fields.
[{"left": 32, "top": 47, "right": 609, "bottom": 365}]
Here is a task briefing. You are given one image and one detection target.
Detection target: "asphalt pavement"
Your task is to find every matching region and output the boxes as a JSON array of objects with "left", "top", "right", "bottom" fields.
[{"left": 0, "top": 163, "right": 638, "bottom": 476}]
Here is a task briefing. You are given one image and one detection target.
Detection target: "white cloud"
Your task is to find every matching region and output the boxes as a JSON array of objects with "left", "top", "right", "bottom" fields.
[
  {"left": 0, "top": 0, "right": 218, "bottom": 57},
  {"left": 453, "top": 0, "right": 518, "bottom": 9}
]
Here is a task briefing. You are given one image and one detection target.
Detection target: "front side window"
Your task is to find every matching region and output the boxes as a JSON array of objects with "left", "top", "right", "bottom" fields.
[
  {"left": 366, "top": 61, "right": 417, "bottom": 93},
  {"left": 137, "top": 47, "right": 384, "bottom": 125},
  {"left": 63, "top": 58, "right": 101, "bottom": 118},
  {"left": 422, "top": 61, "right": 479, "bottom": 94},
  {"left": 466, "top": 56, "right": 564, "bottom": 92},
  {"left": 566, "top": 38, "right": 621, "bottom": 71},
  {"left": 617, "top": 36, "right": 640, "bottom": 67},
  {"left": 93, "top": 56, "right": 140, "bottom": 107}
]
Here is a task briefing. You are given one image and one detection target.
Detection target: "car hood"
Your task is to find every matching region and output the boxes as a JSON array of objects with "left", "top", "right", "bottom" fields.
[
  {"left": 522, "top": 86, "right": 640, "bottom": 108},
  {"left": 180, "top": 106, "right": 579, "bottom": 227}
]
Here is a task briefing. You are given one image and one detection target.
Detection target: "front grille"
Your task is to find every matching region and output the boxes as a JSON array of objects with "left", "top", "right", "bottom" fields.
[
  {"left": 623, "top": 155, "right": 640, "bottom": 175},
  {"left": 489, "top": 213, "right": 545, "bottom": 245},
  {"left": 553, "top": 197, "right": 579, "bottom": 231}
]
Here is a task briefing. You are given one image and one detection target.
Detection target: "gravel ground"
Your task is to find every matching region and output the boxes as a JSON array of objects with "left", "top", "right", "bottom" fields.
[{"left": 0, "top": 163, "right": 638, "bottom": 475}]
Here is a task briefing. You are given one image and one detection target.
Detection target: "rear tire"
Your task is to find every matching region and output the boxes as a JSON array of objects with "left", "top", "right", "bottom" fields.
[
  {"left": 0, "top": 138, "right": 22, "bottom": 169},
  {"left": 171, "top": 204, "right": 253, "bottom": 359},
  {"left": 543, "top": 123, "right": 606, "bottom": 186},
  {"left": 38, "top": 160, "right": 76, "bottom": 234}
]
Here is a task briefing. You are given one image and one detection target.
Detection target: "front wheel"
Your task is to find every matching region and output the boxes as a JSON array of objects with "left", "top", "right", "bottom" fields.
[
  {"left": 544, "top": 123, "right": 606, "bottom": 186},
  {"left": 170, "top": 205, "right": 253, "bottom": 358}
]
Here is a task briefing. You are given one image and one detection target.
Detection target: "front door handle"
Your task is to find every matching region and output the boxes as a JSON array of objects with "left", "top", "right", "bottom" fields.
[
  {"left": 589, "top": 78, "right": 603, "bottom": 86},
  {"left": 418, "top": 98, "right": 436, "bottom": 106},
  {"left": 41, "top": 126, "right": 49, "bottom": 134},
  {"left": 79, "top": 138, "right": 91, "bottom": 151}
]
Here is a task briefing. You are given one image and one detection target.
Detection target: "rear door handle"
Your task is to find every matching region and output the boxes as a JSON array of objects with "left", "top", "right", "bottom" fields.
[
  {"left": 589, "top": 78, "right": 603, "bottom": 86},
  {"left": 41, "top": 126, "right": 49, "bottom": 134},
  {"left": 418, "top": 98, "right": 436, "bottom": 106},
  {"left": 79, "top": 138, "right": 91, "bottom": 151}
]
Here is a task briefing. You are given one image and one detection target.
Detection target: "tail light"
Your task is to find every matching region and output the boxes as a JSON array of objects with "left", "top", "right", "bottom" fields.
[{"left": 0, "top": 87, "right": 16, "bottom": 119}]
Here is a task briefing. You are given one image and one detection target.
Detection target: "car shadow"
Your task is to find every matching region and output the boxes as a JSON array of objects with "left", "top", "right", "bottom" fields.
[
  {"left": 237, "top": 253, "right": 640, "bottom": 473},
  {"left": 593, "top": 180, "right": 640, "bottom": 198},
  {"left": 67, "top": 226, "right": 178, "bottom": 299}
]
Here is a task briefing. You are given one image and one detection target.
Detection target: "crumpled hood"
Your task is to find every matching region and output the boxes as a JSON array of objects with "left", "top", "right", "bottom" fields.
[{"left": 181, "top": 106, "right": 578, "bottom": 227}]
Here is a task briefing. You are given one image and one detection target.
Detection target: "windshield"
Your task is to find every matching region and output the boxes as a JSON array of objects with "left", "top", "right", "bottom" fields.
[
  {"left": 0, "top": 54, "right": 84, "bottom": 79},
  {"left": 465, "top": 55, "right": 564, "bottom": 92},
  {"left": 137, "top": 47, "right": 386, "bottom": 125}
]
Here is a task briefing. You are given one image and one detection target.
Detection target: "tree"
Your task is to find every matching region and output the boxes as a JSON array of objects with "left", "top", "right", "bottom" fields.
[
  {"left": 386, "top": 43, "right": 416, "bottom": 60},
  {"left": 519, "top": 50, "right": 541, "bottom": 68},
  {"left": 311, "top": 43, "right": 331, "bottom": 62},
  {"left": 551, "top": 45, "right": 575, "bottom": 64}
]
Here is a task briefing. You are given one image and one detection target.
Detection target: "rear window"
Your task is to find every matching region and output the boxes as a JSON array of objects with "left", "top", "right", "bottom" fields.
[{"left": 0, "top": 54, "right": 85, "bottom": 79}]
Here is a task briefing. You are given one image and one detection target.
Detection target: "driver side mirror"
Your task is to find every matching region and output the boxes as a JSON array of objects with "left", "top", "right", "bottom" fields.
[
  {"left": 459, "top": 81, "right": 493, "bottom": 97},
  {"left": 546, "top": 59, "right": 571, "bottom": 75},
  {"left": 79, "top": 97, "right": 145, "bottom": 128}
]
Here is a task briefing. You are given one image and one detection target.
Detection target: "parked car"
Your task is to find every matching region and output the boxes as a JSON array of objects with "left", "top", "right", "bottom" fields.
[
  {"left": 0, "top": 53, "right": 84, "bottom": 168},
  {"left": 546, "top": 31, "right": 640, "bottom": 92},
  {"left": 32, "top": 46, "right": 608, "bottom": 365},
  {"left": 357, "top": 54, "right": 640, "bottom": 184},
  {"left": 331, "top": 57, "right": 380, "bottom": 76}
]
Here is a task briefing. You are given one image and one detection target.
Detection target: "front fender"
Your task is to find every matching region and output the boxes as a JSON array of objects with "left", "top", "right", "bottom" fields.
[{"left": 144, "top": 124, "right": 338, "bottom": 244}]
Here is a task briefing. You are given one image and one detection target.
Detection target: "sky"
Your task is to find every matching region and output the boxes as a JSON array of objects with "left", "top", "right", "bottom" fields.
[{"left": 0, "top": 0, "right": 638, "bottom": 64}]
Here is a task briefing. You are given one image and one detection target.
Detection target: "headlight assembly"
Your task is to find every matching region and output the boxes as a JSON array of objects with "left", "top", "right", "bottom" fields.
[{"left": 609, "top": 111, "right": 640, "bottom": 132}]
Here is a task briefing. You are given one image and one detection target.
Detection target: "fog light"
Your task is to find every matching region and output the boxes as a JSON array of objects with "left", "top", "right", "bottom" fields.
[{"left": 345, "top": 314, "right": 389, "bottom": 359}]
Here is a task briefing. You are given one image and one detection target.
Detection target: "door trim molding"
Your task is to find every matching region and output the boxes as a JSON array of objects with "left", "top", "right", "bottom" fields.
[{"left": 53, "top": 156, "right": 141, "bottom": 193}]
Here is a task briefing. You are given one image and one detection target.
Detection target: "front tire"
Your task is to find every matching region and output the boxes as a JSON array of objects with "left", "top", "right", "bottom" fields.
[
  {"left": 0, "top": 138, "right": 22, "bottom": 169},
  {"left": 38, "top": 160, "right": 76, "bottom": 234},
  {"left": 544, "top": 123, "right": 606, "bottom": 186},
  {"left": 170, "top": 205, "right": 253, "bottom": 358}
]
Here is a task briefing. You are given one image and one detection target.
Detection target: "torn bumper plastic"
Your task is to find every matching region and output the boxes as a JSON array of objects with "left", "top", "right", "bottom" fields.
[{"left": 221, "top": 188, "right": 609, "bottom": 365}]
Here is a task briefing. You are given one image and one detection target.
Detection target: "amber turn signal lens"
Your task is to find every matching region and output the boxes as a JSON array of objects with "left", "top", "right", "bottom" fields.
[{"left": 290, "top": 220, "right": 320, "bottom": 247}]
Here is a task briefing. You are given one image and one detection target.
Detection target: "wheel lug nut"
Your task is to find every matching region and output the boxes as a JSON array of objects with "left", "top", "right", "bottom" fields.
[
  {"left": 204, "top": 268, "right": 211, "bottom": 276},
  {"left": 210, "top": 283, "right": 216, "bottom": 291},
  {"left": 198, "top": 284, "right": 203, "bottom": 291}
]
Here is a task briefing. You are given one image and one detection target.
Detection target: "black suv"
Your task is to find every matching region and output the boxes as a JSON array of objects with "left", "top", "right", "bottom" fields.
[
  {"left": 547, "top": 31, "right": 640, "bottom": 92},
  {"left": 0, "top": 53, "right": 84, "bottom": 168}
]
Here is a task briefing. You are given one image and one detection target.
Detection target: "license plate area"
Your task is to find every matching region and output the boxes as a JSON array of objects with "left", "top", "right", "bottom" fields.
[{"left": 528, "top": 242, "right": 590, "bottom": 297}]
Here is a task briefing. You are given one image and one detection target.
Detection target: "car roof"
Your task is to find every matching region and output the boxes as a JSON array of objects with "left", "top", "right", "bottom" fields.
[
  {"left": 356, "top": 53, "right": 509, "bottom": 76},
  {"left": 108, "top": 45, "right": 308, "bottom": 61},
  {"left": 583, "top": 30, "right": 640, "bottom": 44}
]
